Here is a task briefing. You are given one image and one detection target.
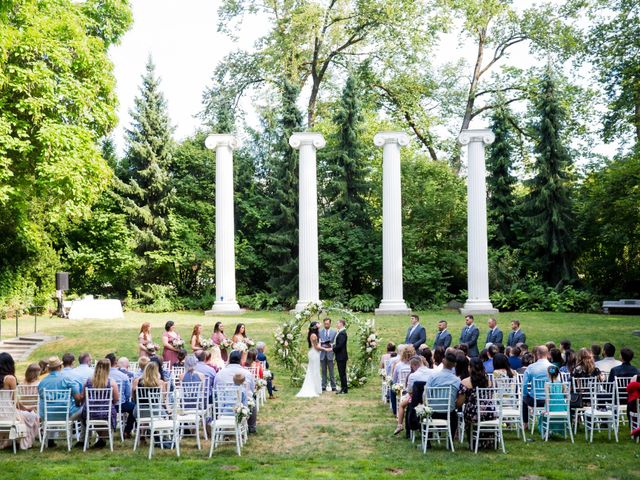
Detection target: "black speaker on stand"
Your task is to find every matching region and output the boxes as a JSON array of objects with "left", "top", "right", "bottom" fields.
[{"left": 56, "top": 272, "right": 69, "bottom": 318}]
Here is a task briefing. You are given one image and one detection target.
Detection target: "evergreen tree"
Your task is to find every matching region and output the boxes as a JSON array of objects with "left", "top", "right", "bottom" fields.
[
  {"left": 486, "top": 100, "right": 517, "bottom": 248},
  {"left": 262, "top": 80, "right": 304, "bottom": 304},
  {"left": 523, "top": 71, "right": 575, "bottom": 286},
  {"left": 117, "top": 58, "right": 175, "bottom": 284},
  {"left": 319, "top": 75, "right": 376, "bottom": 299}
]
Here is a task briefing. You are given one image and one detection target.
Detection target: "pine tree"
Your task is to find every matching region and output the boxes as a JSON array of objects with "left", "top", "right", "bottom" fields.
[
  {"left": 262, "top": 79, "right": 303, "bottom": 304},
  {"left": 523, "top": 71, "right": 575, "bottom": 286},
  {"left": 486, "top": 101, "right": 517, "bottom": 248},
  {"left": 117, "top": 58, "right": 175, "bottom": 283},
  {"left": 320, "top": 75, "right": 376, "bottom": 298}
]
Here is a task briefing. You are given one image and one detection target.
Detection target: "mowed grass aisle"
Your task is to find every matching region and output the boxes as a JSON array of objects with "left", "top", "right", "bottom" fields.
[{"left": 2, "top": 310, "right": 640, "bottom": 479}]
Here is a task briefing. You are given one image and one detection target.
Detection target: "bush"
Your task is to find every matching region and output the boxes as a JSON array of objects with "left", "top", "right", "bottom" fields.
[
  {"left": 127, "top": 284, "right": 183, "bottom": 313},
  {"left": 347, "top": 293, "right": 377, "bottom": 313},
  {"left": 238, "top": 291, "right": 282, "bottom": 311},
  {"left": 489, "top": 280, "right": 600, "bottom": 313}
]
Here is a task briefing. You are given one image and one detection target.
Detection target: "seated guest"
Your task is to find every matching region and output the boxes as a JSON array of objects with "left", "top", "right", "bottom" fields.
[
  {"left": 626, "top": 375, "right": 640, "bottom": 437},
  {"left": 195, "top": 351, "right": 216, "bottom": 393},
  {"left": 521, "top": 346, "right": 551, "bottom": 428},
  {"left": 508, "top": 347, "right": 522, "bottom": 370},
  {"left": 380, "top": 342, "right": 396, "bottom": 369},
  {"left": 132, "top": 362, "right": 167, "bottom": 398},
  {"left": 83, "top": 359, "right": 119, "bottom": 448},
  {"left": 609, "top": 348, "right": 639, "bottom": 381},
  {"left": 539, "top": 365, "right": 570, "bottom": 437},
  {"left": 175, "top": 349, "right": 187, "bottom": 367},
  {"left": 105, "top": 353, "right": 135, "bottom": 438},
  {"left": 245, "top": 349, "right": 263, "bottom": 378},
  {"left": 23, "top": 363, "right": 41, "bottom": 386},
  {"left": 38, "top": 360, "right": 49, "bottom": 379},
  {"left": 72, "top": 353, "right": 94, "bottom": 385},
  {"left": 483, "top": 345, "right": 498, "bottom": 374},
  {"left": 393, "top": 356, "right": 425, "bottom": 435},
  {"left": 419, "top": 347, "right": 434, "bottom": 369},
  {"left": 61, "top": 353, "right": 84, "bottom": 390},
  {"left": 426, "top": 352, "right": 461, "bottom": 439},
  {"left": 595, "top": 343, "right": 622, "bottom": 376},
  {"left": 215, "top": 351, "right": 256, "bottom": 433},
  {"left": 591, "top": 344, "right": 602, "bottom": 362},
  {"left": 549, "top": 348, "right": 563, "bottom": 369},
  {"left": 0, "top": 353, "right": 40, "bottom": 450},
  {"left": 518, "top": 352, "right": 534, "bottom": 374},
  {"left": 179, "top": 354, "right": 205, "bottom": 384},
  {"left": 432, "top": 346, "right": 445, "bottom": 371},
  {"left": 572, "top": 348, "right": 603, "bottom": 380},
  {"left": 134, "top": 357, "right": 150, "bottom": 378},
  {"left": 518, "top": 343, "right": 529, "bottom": 355},
  {"left": 391, "top": 345, "right": 415, "bottom": 386},
  {"left": 492, "top": 353, "right": 515, "bottom": 382},
  {"left": 455, "top": 353, "right": 470, "bottom": 381},
  {"left": 256, "top": 341, "right": 277, "bottom": 397},
  {"left": 117, "top": 357, "right": 135, "bottom": 379},
  {"left": 456, "top": 357, "right": 493, "bottom": 449},
  {"left": 560, "top": 349, "right": 576, "bottom": 374},
  {"left": 545, "top": 341, "right": 557, "bottom": 353},
  {"left": 389, "top": 344, "right": 407, "bottom": 375},
  {"left": 560, "top": 340, "right": 572, "bottom": 360},
  {"left": 148, "top": 355, "right": 171, "bottom": 383}
]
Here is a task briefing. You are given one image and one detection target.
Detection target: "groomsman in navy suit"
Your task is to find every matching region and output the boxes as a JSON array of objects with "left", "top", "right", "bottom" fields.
[
  {"left": 459, "top": 315, "right": 480, "bottom": 357},
  {"left": 507, "top": 320, "right": 526, "bottom": 347},
  {"left": 433, "top": 320, "right": 452, "bottom": 349},
  {"left": 485, "top": 317, "right": 503, "bottom": 346},
  {"left": 405, "top": 314, "right": 426, "bottom": 350}
]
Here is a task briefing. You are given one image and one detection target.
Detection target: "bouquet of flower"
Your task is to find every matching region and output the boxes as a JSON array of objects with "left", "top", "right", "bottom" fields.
[
  {"left": 247, "top": 398, "right": 256, "bottom": 412},
  {"left": 232, "top": 342, "right": 248, "bottom": 352},
  {"left": 263, "top": 370, "right": 273, "bottom": 380},
  {"left": 378, "top": 368, "right": 387, "bottom": 378},
  {"left": 171, "top": 338, "right": 184, "bottom": 349},
  {"left": 235, "top": 404, "right": 251, "bottom": 423},
  {"left": 146, "top": 342, "right": 158, "bottom": 354},
  {"left": 255, "top": 378, "right": 267, "bottom": 391},
  {"left": 200, "top": 338, "right": 213, "bottom": 351},
  {"left": 244, "top": 338, "right": 255, "bottom": 348},
  {"left": 414, "top": 404, "right": 433, "bottom": 421},
  {"left": 221, "top": 338, "right": 232, "bottom": 350},
  {"left": 392, "top": 383, "right": 404, "bottom": 396}
]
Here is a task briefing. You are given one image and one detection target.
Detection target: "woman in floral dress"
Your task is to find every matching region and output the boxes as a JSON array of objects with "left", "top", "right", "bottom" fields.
[{"left": 456, "top": 357, "right": 495, "bottom": 450}]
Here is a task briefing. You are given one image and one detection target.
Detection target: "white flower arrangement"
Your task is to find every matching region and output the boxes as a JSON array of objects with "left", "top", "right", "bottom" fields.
[
  {"left": 232, "top": 342, "right": 248, "bottom": 352},
  {"left": 392, "top": 383, "right": 404, "bottom": 396},
  {"left": 235, "top": 404, "right": 251, "bottom": 422},
  {"left": 255, "top": 378, "right": 267, "bottom": 390},
  {"left": 200, "top": 338, "right": 213, "bottom": 350},
  {"left": 245, "top": 338, "right": 255, "bottom": 347},
  {"left": 247, "top": 398, "right": 256, "bottom": 411},
  {"left": 414, "top": 404, "right": 433, "bottom": 421},
  {"left": 263, "top": 370, "right": 273, "bottom": 380},
  {"left": 221, "top": 338, "right": 233, "bottom": 350},
  {"left": 145, "top": 342, "right": 158, "bottom": 354},
  {"left": 171, "top": 338, "right": 185, "bottom": 349},
  {"left": 378, "top": 368, "right": 387, "bottom": 378}
]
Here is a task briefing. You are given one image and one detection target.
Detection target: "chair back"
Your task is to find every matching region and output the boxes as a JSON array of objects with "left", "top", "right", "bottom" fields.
[
  {"left": 487, "top": 373, "right": 494, "bottom": 385},
  {"left": 177, "top": 381, "right": 205, "bottom": 413},
  {"left": 476, "top": 387, "right": 500, "bottom": 419},
  {"left": 423, "top": 386, "right": 453, "bottom": 413},
  {"left": 162, "top": 361, "right": 171, "bottom": 372},
  {"left": 560, "top": 372, "right": 571, "bottom": 384},
  {"left": 42, "top": 388, "right": 72, "bottom": 422},
  {"left": 398, "top": 369, "right": 410, "bottom": 388},
  {"left": 128, "top": 361, "right": 138, "bottom": 373},
  {"left": 0, "top": 390, "right": 17, "bottom": 423},
  {"left": 213, "top": 385, "right": 242, "bottom": 419},
  {"left": 494, "top": 376, "right": 520, "bottom": 408},
  {"left": 589, "top": 381, "right": 616, "bottom": 410},
  {"left": 136, "top": 387, "right": 164, "bottom": 420},
  {"left": 614, "top": 376, "right": 633, "bottom": 406},
  {"left": 531, "top": 378, "right": 547, "bottom": 401},
  {"left": 85, "top": 387, "right": 113, "bottom": 422},
  {"left": 247, "top": 366, "right": 260, "bottom": 380},
  {"left": 544, "top": 382, "right": 570, "bottom": 413},
  {"left": 16, "top": 384, "right": 39, "bottom": 413},
  {"left": 172, "top": 366, "right": 185, "bottom": 380}
]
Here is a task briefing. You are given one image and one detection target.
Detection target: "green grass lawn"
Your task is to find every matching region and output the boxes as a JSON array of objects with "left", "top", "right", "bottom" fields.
[{"left": 2, "top": 309, "right": 639, "bottom": 479}]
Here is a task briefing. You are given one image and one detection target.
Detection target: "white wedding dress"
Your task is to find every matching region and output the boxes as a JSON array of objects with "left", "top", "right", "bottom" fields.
[{"left": 296, "top": 343, "right": 323, "bottom": 398}]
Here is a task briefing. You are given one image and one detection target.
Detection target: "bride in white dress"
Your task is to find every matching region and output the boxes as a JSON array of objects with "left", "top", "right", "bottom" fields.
[{"left": 296, "top": 322, "right": 328, "bottom": 398}]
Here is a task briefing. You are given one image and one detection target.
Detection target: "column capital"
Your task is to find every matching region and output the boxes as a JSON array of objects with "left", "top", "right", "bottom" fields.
[
  {"left": 289, "top": 132, "right": 326, "bottom": 150},
  {"left": 205, "top": 134, "right": 238, "bottom": 150},
  {"left": 458, "top": 129, "right": 495, "bottom": 146},
  {"left": 374, "top": 131, "right": 410, "bottom": 148}
]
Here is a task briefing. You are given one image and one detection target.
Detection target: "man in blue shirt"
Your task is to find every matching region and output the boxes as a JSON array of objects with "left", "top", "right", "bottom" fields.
[
  {"left": 60, "top": 353, "right": 84, "bottom": 390},
  {"left": 106, "top": 353, "right": 136, "bottom": 438},
  {"left": 38, "top": 356, "right": 84, "bottom": 421},
  {"left": 72, "top": 352, "right": 94, "bottom": 385},
  {"left": 426, "top": 352, "right": 461, "bottom": 436},
  {"left": 522, "top": 345, "right": 551, "bottom": 427}
]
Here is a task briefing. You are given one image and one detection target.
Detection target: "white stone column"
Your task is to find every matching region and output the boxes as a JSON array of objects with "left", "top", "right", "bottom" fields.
[
  {"left": 458, "top": 129, "right": 498, "bottom": 315},
  {"left": 290, "top": 133, "right": 325, "bottom": 312},
  {"left": 374, "top": 132, "right": 411, "bottom": 316},
  {"left": 205, "top": 134, "right": 241, "bottom": 314}
]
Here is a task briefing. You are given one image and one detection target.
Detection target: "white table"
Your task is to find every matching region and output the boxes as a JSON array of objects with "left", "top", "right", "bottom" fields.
[{"left": 68, "top": 297, "right": 124, "bottom": 320}]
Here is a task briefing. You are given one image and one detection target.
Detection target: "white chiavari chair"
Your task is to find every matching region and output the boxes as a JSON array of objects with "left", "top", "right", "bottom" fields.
[
  {"left": 471, "top": 387, "right": 505, "bottom": 454},
  {"left": 209, "top": 385, "right": 243, "bottom": 457},
  {"left": 83, "top": 387, "right": 114, "bottom": 451},
  {"left": 40, "top": 389, "right": 73, "bottom": 452},
  {"left": 539, "top": 382, "right": 573, "bottom": 442},
  {"left": 421, "top": 386, "right": 455, "bottom": 453},
  {"left": 584, "top": 381, "right": 619, "bottom": 443}
]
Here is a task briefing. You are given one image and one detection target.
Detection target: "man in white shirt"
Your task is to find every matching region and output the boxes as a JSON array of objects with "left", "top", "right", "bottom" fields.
[
  {"left": 595, "top": 343, "right": 622, "bottom": 376},
  {"left": 215, "top": 351, "right": 256, "bottom": 432}
]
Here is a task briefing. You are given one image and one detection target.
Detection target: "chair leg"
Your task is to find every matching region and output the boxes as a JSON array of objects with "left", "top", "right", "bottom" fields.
[{"left": 84, "top": 424, "right": 90, "bottom": 451}]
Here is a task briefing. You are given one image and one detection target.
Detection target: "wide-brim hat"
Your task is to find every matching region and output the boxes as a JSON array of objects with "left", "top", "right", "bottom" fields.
[{"left": 47, "top": 356, "right": 63, "bottom": 369}]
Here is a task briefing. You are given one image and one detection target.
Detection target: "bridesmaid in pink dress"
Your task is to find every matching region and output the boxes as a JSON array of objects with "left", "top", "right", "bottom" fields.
[
  {"left": 211, "top": 321, "right": 228, "bottom": 362},
  {"left": 162, "top": 321, "right": 182, "bottom": 366},
  {"left": 138, "top": 322, "right": 155, "bottom": 358}
]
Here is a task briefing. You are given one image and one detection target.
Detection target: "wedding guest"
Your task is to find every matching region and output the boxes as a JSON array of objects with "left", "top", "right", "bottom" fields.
[
  {"left": 394, "top": 356, "right": 424, "bottom": 435},
  {"left": 149, "top": 355, "right": 171, "bottom": 383},
  {"left": 508, "top": 346, "right": 522, "bottom": 370},
  {"left": 106, "top": 353, "right": 135, "bottom": 437},
  {"left": 595, "top": 343, "right": 621, "bottom": 376},
  {"left": 518, "top": 343, "right": 529, "bottom": 355},
  {"left": 245, "top": 349, "right": 263, "bottom": 378},
  {"left": 560, "top": 349, "right": 576, "bottom": 374},
  {"left": 392, "top": 345, "right": 415, "bottom": 385},
  {"left": 179, "top": 354, "right": 205, "bottom": 384},
  {"left": 492, "top": 353, "right": 514, "bottom": 382},
  {"left": 211, "top": 321, "right": 229, "bottom": 362},
  {"left": 175, "top": 349, "right": 187, "bottom": 367},
  {"left": 256, "top": 341, "right": 277, "bottom": 397},
  {"left": 117, "top": 357, "right": 135, "bottom": 379},
  {"left": 455, "top": 353, "right": 470, "bottom": 381},
  {"left": 73, "top": 353, "right": 94, "bottom": 385},
  {"left": 190, "top": 323, "right": 204, "bottom": 355},
  {"left": 215, "top": 351, "right": 256, "bottom": 433},
  {"left": 162, "top": 320, "right": 183, "bottom": 367},
  {"left": 132, "top": 362, "right": 167, "bottom": 405},
  {"left": 134, "top": 356, "right": 150, "bottom": 378},
  {"left": 0, "top": 353, "right": 40, "bottom": 450},
  {"left": 522, "top": 346, "right": 551, "bottom": 427},
  {"left": 549, "top": 348, "right": 564, "bottom": 369},
  {"left": 609, "top": 348, "right": 639, "bottom": 381},
  {"left": 138, "top": 322, "right": 156, "bottom": 358},
  {"left": 572, "top": 348, "right": 603, "bottom": 380},
  {"left": 388, "top": 344, "right": 406, "bottom": 375},
  {"left": 83, "top": 359, "right": 119, "bottom": 448},
  {"left": 539, "top": 365, "right": 569, "bottom": 437},
  {"left": 560, "top": 340, "right": 572, "bottom": 360},
  {"left": 433, "top": 346, "right": 445, "bottom": 371},
  {"left": 517, "top": 352, "right": 534, "bottom": 374},
  {"left": 457, "top": 357, "right": 493, "bottom": 449},
  {"left": 483, "top": 345, "right": 498, "bottom": 374},
  {"left": 426, "top": 352, "right": 460, "bottom": 438},
  {"left": 457, "top": 343, "right": 469, "bottom": 359},
  {"left": 419, "top": 346, "right": 434, "bottom": 369},
  {"left": 23, "top": 363, "right": 41, "bottom": 386},
  {"left": 60, "top": 352, "right": 83, "bottom": 390},
  {"left": 38, "top": 359, "right": 49, "bottom": 379},
  {"left": 545, "top": 341, "right": 557, "bottom": 352},
  {"left": 195, "top": 351, "right": 216, "bottom": 394},
  {"left": 380, "top": 342, "right": 396, "bottom": 369},
  {"left": 591, "top": 344, "right": 602, "bottom": 362},
  {"left": 626, "top": 375, "right": 640, "bottom": 435}
]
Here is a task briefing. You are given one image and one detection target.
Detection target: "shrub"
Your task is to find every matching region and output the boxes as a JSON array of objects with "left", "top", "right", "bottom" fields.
[
  {"left": 238, "top": 291, "right": 282, "bottom": 310},
  {"left": 347, "top": 293, "right": 377, "bottom": 313}
]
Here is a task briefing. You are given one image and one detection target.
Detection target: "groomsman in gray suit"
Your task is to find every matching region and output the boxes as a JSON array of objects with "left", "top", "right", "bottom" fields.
[
  {"left": 319, "top": 317, "right": 337, "bottom": 391},
  {"left": 433, "top": 320, "right": 452, "bottom": 349},
  {"left": 485, "top": 317, "right": 503, "bottom": 346},
  {"left": 459, "top": 315, "right": 480, "bottom": 357},
  {"left": 507, "top": 320, "right": 526, "bottom": 347}
]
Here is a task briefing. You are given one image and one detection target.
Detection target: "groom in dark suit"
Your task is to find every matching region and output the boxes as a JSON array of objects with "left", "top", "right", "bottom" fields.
[{"left": 333, "top": 319, "right": 349, "bottom": 394}]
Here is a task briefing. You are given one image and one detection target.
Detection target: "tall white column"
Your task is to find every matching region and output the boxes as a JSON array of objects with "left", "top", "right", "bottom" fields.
[
  {"left": 205, "top": 134, "right": 241, "bottom": 314},
  {"left": 290, "top": 133, "right": 325, "bottom": 312},
  {"left": 458, "top": 129, "right": 498, "bottom": 315},
  {"left": 374, "top": 132, "right": 411, "bottom": 316}
]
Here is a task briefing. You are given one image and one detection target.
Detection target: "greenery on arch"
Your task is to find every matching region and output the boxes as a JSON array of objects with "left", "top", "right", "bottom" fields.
[{"left": 272, "top": 303, "right": 380, "bottom": 388}]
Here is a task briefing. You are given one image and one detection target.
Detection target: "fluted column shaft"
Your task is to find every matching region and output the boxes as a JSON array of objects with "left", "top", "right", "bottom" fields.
[
  {"left": 205, "top": 134, "right": 241, "bottom": 313},
  {"left": 290, "top": 133, "right": 325, "bottom": 312},
  {"left": 374, "top": 132, "right": 411, "bottom": 315}
]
